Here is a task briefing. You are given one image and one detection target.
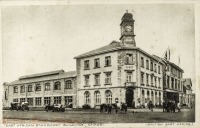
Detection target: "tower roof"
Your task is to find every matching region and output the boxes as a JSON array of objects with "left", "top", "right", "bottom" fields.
[{"left": 121, "top": 10, "right": 134, "bottom": 24}]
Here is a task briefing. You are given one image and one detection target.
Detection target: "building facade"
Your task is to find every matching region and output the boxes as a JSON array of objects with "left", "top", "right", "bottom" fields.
[
  {"left": 75, "top": 12, "right": 164, "bottom": 108},
  {"left": 183, "top": 78, "right": 193, "bottom": 107},
  {"left": 3, "top": 70, "right": 77, "bottom": 108}
]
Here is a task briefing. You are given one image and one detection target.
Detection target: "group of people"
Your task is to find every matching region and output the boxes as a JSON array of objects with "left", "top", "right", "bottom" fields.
[
  {"left": 163, "top": 100, "right": 180, "bottom": 113},
  {"left": 100, "top": 102, "right": 127, "bottom": 114}
]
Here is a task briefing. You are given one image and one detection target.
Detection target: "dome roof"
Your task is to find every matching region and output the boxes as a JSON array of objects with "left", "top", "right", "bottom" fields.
[{"left": 121, "top": 11, "right": 134, "bottom": 22}]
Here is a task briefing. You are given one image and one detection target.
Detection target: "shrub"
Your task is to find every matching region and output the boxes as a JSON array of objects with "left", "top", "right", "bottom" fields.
[{"left": 82, "top": 104, "right": 91, "bottom": 109}]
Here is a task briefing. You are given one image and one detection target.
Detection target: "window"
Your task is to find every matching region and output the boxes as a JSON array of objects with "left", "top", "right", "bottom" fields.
[
  {"left": 65, "top": 96, "right": 73, "bottom": 106},
  {"left": 150, "top": 61, "right": 153, "bottom": 71},
  {"left": 126, "top": 54, "right": 133, "bottom": 64},
  {"left": 35, "top": 84, "right": 41, "bottom": 91},
  {"left": 20, "top": 98, "right": 25, "bottom": 103},
  {"left": 65, "top": 80, "right": 72, "bottom": 89},
  {"left": 84, "top": 60, "right": 90, "bottom": 69},
  {"left": 20, "top": 85, "right": 25, "bottom": 93},
  {"left": 13, "top": 99, "right": 18, "bottom": 102},
  {"left": 141, "top": 72, "right": 144, "bottom": 85},
  {"left": 84, "top": 75, "right": 90, "bottom": 86},
  {"left": 155, "top": 77, "right": 157, "bottom": 87},
  {"left": 178, "top": 80, "right": 180, "bottom": 90},
  {"left": 27, "top": 98, "right": 33, "bottom": 106},
  {"left": 141, "top": 57, "right": 144, "bottom": 67},
  {"left": 44, "top": 83, "right": 50, "bottom": 91},
  {"left": 167, "top": 76, "right": 170, "bottom": 88},
  {"left": 146, "top": 74, "right": 149, "bottom": 85},
  {"left": 54, "top": 97, "right": 61, "bottom": 104},
  {"left": 146, "top": 60, "right": 149, "bottom": 69},
  {"left": 14, "top": 86, "right": 18, "bottom": 93},
  {"left": 35, "top": 97, "right": 42, "bottom": 106},
  {"left": 44, "top": 97, "right": 51, "bottom": 105},
  {"left": 154, "top": 64, "right": 157, "bottom": 72},
  {"left": 94, "top": 58, "right": 100, "bottom": 68},
  {"left": 105, "top": 72, "right": 111, "bottom": 84},
  {"left": 94, "top": 74, "right": 100, "bottom": 85},
  {"left": 28, "top": 85, "right": 32, "bottom": 92},
  {"left": 94, "top": 91, "right": 101, "bottom": 105},
  {"left": 158, "top": 66, "right": 161, "bottom": 74},
  {"left": 105, "top": 56, "right": 111, "bottom": 66},
  {"left": 171, "top": 78, "right": 174, "bottom": 89},
  {"left": 151, "top": 75, "right": 153, "bottom": 86},
  {"left": 175, "top": 79, "right": 177, "bottom": 89},
  {"left": 126, "top": 72, "right": 132, "bottom": 82},
  {"left": 54, "top": 81, "right": 61, "bottom": 90},
  {"left": 158, "top": 78, "right": 161, "bottom": 87},
  {"left": 84, "top": 91, "right": 91, "bottom": 104},
  {"left": 105, "top": 90, "right": 112, "bottom": 104}
]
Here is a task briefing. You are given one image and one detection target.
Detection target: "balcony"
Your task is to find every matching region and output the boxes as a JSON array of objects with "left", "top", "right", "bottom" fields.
[
  {"left": 125, "top": 82, "right": 136, "bottom": 87},
  {"left": 123, "top": 65, "right": 135, "bottom": 71},
  {"left": 83, "top": 85, "right": 90, "bottom": 88}
]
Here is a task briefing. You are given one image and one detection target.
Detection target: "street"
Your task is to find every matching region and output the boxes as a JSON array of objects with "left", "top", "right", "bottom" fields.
[{"left": 3, "top": 108, "right": 195, "bottom": 123}]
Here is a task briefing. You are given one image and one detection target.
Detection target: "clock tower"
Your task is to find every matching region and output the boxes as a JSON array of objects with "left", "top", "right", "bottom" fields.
[{"left": 120, "top": 10, "right": 136, "bottom": 47}]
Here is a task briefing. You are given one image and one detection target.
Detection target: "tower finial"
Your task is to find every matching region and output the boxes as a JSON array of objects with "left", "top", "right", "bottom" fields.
[{"left": 126, "top": 10, "right": 128, "bottom": 13}]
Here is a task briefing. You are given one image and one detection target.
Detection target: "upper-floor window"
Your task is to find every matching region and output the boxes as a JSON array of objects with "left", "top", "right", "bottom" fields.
[
  {"left": 105, "top": 56, "right": 111, "bottom": 66},
  {"left": 94, "top": 58, "right": 100, "bottom": 68},
  {"left": 141, "top": 72, "right": 144, "bottom": 85},
  {"left": 126, "top": 72, "right": 132, "bottom": 82},
  {"left": 154, "top": 77, "right": 157, "bottom": 87},
  {"left": 84, "top": 75, "right": 90, "bottom": 86},
  {"left": 151, "top": 75, "right": 153, "bottom": 86},
  {"left": 44, "top": 83, "right": 50, "bottom": 91},
  {"left": 158, "top": 65, "right": 161, "bottom": 74},
  {"left": 146, "top": 60, "right": 149, "bottom": 69},
  {"left": 20, "top": 85, "right": 25, "bottom": 93},
  {"left": 28, "top": 85, "right": 32, "bottom": 92},
  {"left": 126, "top": 54, "right": 133, "bottom": 64},
  {"left": 150, "top": 61, "right": 153, "bottom": 71},
  {"left": 154, "top": 64, "right": 157, "bottom": 72},
  {"left": 146, "top": 74, "right": 149, "bottom": 85},
  {"left": 105, "top": 72, "right": 111, "bottom": 84},
  {"left": 94, "top": 74, "right": 100, "bottom": 85},
  {"left": 35, "top": 84, "right": 41, "bottom": 91},
  {"left": 84, "top": 60, "right": 90, "bottom": 69},
  {"left": 54, "top": 81, "right": 61, "bottom": 90},
  {"left": 65, "top": 80, "right": 72, "bottom": 89},
  {"left": 141, "top": 57, "right": 144, "bottom": 68},
  {"left": 14, "top": 86, "right": 18, "bottom": 93}
]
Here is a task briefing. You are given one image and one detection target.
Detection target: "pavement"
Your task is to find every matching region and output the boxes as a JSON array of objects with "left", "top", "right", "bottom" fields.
[{"left": 3, "top": 108, "right": 195, "bottom": 123}]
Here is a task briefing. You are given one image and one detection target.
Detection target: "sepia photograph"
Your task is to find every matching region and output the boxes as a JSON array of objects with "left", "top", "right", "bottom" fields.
[{"left": 1, "top": 1, "right": 199, "bottom": 127}]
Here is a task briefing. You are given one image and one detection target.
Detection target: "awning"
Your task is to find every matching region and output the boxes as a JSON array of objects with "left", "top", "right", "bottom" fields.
[{"left": 165, "top": 89, "right": 179, "bottom": 93}]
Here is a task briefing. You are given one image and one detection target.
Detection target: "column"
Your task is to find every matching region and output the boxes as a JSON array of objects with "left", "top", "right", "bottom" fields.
[{"left": 153, "top": 90, "right": 155, "bottom": 105}]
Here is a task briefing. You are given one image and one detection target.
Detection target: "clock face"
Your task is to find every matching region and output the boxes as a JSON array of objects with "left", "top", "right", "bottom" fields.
[{"left": 125, "top": 25, "right": 132, "bottom": 32}]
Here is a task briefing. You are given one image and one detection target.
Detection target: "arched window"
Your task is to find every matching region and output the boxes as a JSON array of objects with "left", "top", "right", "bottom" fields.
[
  {"left": 94, "top": 91, "right": 101, "bottom": 105},
  {"left": 14, "top": 86, "right": 18, "bottom": 93},
  {"left": 84, "top": 91, "right": 90, "bottom": 104},
  {"left": 35, "top": 84, "right": 41, "bottom": 91},
  {"left": 105, "top": 90, "right": 112, "bottom": 104},
  {"left": 65, "top": 80, "right": 72, "bottom": 89},
  {"left": 44, "top": 83, "right": 50, "bottom": 91},
  {"left": 54, "top": 81, "right": 61, "bottom": 90},
  {"left": 28, "top": 85, "right": 32, "bottom": 92},
  {"left": 20, "top": 85, "right": 25, "bottom": 93}
]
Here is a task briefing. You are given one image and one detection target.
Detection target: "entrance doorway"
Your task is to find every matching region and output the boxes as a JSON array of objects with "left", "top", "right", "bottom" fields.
[{"left": 126, "top": 89, "right": 134, "bottom": 107}]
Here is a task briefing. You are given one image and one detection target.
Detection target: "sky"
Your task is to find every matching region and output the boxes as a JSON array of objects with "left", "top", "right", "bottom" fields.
[{"left": 1, "top": 4, "right": 195, "bottom": 91}]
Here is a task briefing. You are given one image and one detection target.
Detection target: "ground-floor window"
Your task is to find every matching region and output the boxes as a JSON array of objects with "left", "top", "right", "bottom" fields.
[
  {"left": 44, "top": 97, "right": 51, "bottom": 105},
  {"left": 35, "top": 97, "right": 42, "bottom": 106},
  {"left": 94, "top": 91, "right": 101, "bottom": 105},
  {"left": 105, "top": 90, "right": 112, "bottom": 104},
  {"left": 20, "top": 98, "right": 25, "bottom": 103},
  {"left": 84, "top": 91, "right": 91, "bottom": 104},
  {"left": 27, "top": 98, "right": 33, "bottom": 106},
  {"left": 142, "top": 90, "right": 145, "bottom": 105},
  {"left": 54, "top": 97, "right": 61, "bottom": 104},
  {"left": 13, "top": 98, "right": 18, "bottom": 102},
  {"left": 65, "top": 96, "right": 73, "bottom": 107}
]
